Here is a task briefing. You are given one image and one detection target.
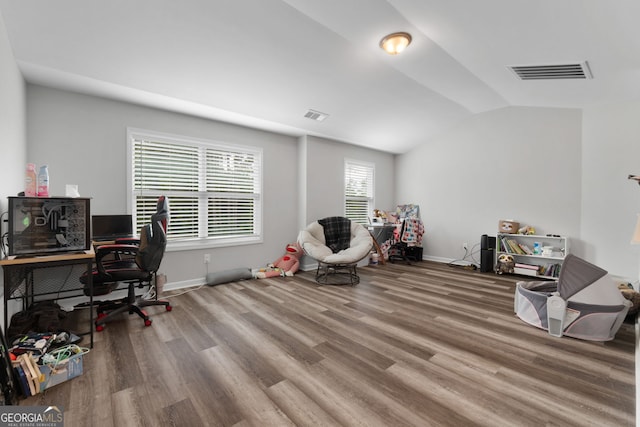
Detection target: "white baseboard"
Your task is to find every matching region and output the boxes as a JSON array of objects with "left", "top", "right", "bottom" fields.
[
  {"left": 164, "top": 277, "right": 206, "bottom": 292},
  {"left": 423, "top": 255, "right": 475, "bottom": 267}
]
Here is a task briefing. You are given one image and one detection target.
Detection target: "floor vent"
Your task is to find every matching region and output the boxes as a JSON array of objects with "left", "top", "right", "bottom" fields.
[
  {"left": 304, "top": 109, "right": 329, "bottom": 122},
  {"left": 509, "top": 61, "right": 592, "bottom": 80}
]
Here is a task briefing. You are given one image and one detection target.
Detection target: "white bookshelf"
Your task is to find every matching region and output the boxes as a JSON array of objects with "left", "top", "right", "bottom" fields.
[{"left": 496, "top": 233, "right": 569, "bottom": 280}]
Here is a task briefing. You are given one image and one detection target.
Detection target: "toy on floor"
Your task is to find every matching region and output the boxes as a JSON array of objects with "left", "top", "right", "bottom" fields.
[
  {"left": 253, "top": 242, "right": 302, "bottom": 278},
  {"left": 496, "top": 253, "right": 515, "bottom": 274},
  {"left": 618, "top": 283, "right": 640, "bottom": 315}
]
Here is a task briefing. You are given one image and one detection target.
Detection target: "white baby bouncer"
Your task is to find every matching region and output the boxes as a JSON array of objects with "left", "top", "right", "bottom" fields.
[{"left": 514, "top": 254, "right": 631, "bottom": 341}]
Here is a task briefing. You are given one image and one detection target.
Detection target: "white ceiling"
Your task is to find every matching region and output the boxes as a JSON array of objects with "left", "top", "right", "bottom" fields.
[{"left": 1, "top": 0, "right": 639, "bottom": 154}]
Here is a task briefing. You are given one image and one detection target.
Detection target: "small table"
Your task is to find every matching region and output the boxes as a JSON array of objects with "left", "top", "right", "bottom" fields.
[{"left": 0, "top": 248, "right": 95, "bottom": 348}]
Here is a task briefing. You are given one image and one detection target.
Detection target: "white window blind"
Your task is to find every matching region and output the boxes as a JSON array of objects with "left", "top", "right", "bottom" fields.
[
  {"left": 129, "top": 129, "right": 262, "bottom": 247},
  {"left": 344, "top": 160, "right": 374, "bottom": 225}
]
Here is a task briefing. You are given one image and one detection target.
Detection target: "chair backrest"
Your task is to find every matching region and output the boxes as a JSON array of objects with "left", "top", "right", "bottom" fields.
[
  {"left": 135, "top": 196, "right": 169, "bottom": 272},
  {"left": 135, "top": 220, "right": 166, "bottom": 273},
  {"left": 153, "top": 195, "right": 170, "bottom": 233},
  {"left": 400, "top": 217, "right": 424, "bottom": 244}
]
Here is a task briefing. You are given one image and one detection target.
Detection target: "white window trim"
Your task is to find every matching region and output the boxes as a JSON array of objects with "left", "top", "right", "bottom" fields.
[{"left": 126, "top": 127, "right": 263, "bottom": 251}]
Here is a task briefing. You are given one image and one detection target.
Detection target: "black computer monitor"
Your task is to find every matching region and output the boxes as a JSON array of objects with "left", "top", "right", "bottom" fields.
[{"left": 91, "top": 214, "right": 134, "bottom": 241}]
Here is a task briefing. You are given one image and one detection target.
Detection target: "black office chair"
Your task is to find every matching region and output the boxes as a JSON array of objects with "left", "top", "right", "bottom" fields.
[{"left": 81, "top": 196, "right": 172, "bottom": 331}]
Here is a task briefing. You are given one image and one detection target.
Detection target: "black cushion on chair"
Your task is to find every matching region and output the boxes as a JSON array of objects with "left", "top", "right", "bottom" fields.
[{"left": 318, "top": 217, "right": 351, "bottom": 253}]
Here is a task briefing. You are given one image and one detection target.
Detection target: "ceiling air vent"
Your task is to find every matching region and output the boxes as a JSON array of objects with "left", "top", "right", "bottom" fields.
[
  {"left": 304, "top": 109, "right": 329, "bottom": 122},
  {"left": 509, "top": 61, "right": 592, "bottom": 80}
]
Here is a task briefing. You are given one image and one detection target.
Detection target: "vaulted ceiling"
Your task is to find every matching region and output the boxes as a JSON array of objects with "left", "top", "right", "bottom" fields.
[{"left": 1, "top": 0, "right": 638, "bottom": 153}]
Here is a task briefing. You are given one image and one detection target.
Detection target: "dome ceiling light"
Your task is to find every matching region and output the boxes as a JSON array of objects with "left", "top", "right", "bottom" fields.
[{"left": 379, "top": 32, "right": 412, "bottom": 55}]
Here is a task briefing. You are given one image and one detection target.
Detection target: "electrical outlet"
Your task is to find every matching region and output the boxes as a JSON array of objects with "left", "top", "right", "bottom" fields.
[
  {"left": 204, "top": 254, "right": 211, "bottom": 264},
  {"left": 462, "top": 242, "right": 468, "bottom": 251}
]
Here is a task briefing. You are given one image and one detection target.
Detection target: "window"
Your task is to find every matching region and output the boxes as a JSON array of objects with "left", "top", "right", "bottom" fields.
[
  {"left": 344, "top": 159, "right": 374, "bottom": 225},
  {"left": 127, "top": 129, "right": 262, "bottom": 248}
]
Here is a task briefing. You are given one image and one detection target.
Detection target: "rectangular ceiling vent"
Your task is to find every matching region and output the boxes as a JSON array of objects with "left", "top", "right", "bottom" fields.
[
  {"left": 509, "top": 61, "right": 592, "bottom": 80},
  {"left": 304, "top": 109, "right": 329, "bottom": 122}
]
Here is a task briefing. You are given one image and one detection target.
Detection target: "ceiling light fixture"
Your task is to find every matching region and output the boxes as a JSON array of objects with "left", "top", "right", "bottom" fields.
[{"left": 379, "top": 32, "right": 412, "bottom": 55}]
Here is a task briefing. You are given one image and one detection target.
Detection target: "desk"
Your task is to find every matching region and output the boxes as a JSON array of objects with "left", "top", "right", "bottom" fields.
[{"left": 0, "top": 248, "right": 95, "bottom": 348}]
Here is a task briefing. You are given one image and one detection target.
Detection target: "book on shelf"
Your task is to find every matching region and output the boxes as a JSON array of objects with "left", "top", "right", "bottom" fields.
[
  {"left": 513, "top": 267, "right": 537, "bottom": 277},
  {"left": 518, "top": 244, "right": 534, "bottom": 255},
  {"left": 540, "top": 263, "right": 561, "bottom": 278},
  {"left": 504, "top": 239, "right": 523, "bottom": 254},
  {"left": 514, "top": 262, "right": 539, "bottom": 271},
  {"left": 500, "top": 237, "right": 509, "bottom": 252}
]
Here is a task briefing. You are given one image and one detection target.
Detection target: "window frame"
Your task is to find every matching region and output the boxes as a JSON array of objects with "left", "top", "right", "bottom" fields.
[
  {"left": 126, "top": 128, "right": 263, "bottom": 251},
  {"left": 344, "top": 158, "right": 375, "bottom": 225}
]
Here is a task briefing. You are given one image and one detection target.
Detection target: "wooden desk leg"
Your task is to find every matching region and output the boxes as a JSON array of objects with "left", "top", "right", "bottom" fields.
[
  {"left": 368, "top": 230, "right": 386, "bottom": 265},
  {"left": 87, "top": 258, "right": 93, "bottom": 349}
]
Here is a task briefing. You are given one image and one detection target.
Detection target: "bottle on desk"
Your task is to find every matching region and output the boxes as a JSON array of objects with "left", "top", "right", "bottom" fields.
[
  {"left": 37, "top": 165, "right": 49, "bottom": 197},
  {"left": 25, "top": 163, "right": 37, "bottom": 197}
]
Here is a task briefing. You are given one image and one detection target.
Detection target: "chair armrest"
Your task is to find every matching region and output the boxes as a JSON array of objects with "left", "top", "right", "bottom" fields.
[
  {"left": 95, "top": 244, "right": 139, "bottom": 275},
  {"left": 114, "top": 237, "right": 140, "bottom": 245}
]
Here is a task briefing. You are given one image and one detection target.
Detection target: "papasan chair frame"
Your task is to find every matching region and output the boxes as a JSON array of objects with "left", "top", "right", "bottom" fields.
[{"left": 298, "top": 216, "right": 373, "bottom": 285}]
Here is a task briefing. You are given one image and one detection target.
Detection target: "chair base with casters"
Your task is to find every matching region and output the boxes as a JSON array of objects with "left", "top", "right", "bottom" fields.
[
  {"left": 94, "top": 276, "right": 172, "bottom": 332},
  {"left": 315, "top": 262, "right": 360, "bottom": 286}
]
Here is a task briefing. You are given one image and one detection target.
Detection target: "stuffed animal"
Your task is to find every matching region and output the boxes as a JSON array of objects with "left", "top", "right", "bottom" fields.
[
  {"left": 518, "top": 225, "right": 536, "bottom": 235},
  {"left": 254, "top": 242, "right": 302, "bottom": 278},
  {"left": 373, "top": 209, "right": 387, "bottom": 220},
  {"left": 496, "top": 254, "right": 515, "bottom": 274},
  {"left": 618, "top": 283, "right": 640, "bottom": 315}
]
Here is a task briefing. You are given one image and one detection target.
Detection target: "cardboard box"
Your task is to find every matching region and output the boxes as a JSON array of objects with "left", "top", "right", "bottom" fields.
[
  {"left": 39, "top": 352, "right": 83, "bottom": 391},
  {"left": 498, "top": 220, "right": 520, "bottom": 234}
]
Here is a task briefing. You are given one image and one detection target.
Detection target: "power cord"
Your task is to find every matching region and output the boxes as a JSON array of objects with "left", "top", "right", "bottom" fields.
[{"left": 448, "top": 242, "right": 481, "bottom": 270}]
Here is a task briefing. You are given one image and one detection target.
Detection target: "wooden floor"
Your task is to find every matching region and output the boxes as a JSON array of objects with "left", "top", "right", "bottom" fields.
[{"left": 21, "top": 261, "right": 635, "bottom": 426}]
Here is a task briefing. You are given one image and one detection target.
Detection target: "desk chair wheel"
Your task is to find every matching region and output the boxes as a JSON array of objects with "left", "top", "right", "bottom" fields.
[{"left": 95, "top": 312, "right": 108, "bottom": 332}]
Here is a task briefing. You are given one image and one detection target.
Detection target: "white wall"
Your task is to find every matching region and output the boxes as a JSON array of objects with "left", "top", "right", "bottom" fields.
[
  {"left": 302, "top": 135, "right": 395, "bottom": 226},
  {"left": 298, "top": 135, "right": 395, "bottom": 269},
  {"left": 0, "top": 12, "right": 26, "bottom": 329},
  {"left": 396, "top": 106, "right": 583, "bottom": 266},
  {"left": 582, "top": 100, "right": 640, "bottom": 280},
  {"left": 0, "top": 11, "right": 26, "bottom": 211},
  {"left": 25, "top": 85, "right": 396, "bottom": 287},
  {"left": 26, "top": 85, "right": 300, "bottom": 286}
]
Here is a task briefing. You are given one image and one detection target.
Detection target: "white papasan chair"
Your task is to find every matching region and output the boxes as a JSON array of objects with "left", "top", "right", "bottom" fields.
[{"left": 298, "top": 216, "right": 373, "bottom": 285}]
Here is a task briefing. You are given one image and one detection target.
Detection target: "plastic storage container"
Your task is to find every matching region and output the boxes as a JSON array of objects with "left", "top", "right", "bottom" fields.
[
  {"left": 37, "top": 165, "right": 49, "bottom": 197},
  {"left": 25, "top": 163, "right": 37, "bottom": 197}
]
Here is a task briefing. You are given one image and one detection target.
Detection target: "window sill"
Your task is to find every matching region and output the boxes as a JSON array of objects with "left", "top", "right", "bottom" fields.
[{"left": 166, "top": 236, "right": 263, "bottom": 252}]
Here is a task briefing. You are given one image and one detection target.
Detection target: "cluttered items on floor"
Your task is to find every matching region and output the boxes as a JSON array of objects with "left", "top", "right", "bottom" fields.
[{"left": 8, "top": 331, "right": 88, "bottom": 397}]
